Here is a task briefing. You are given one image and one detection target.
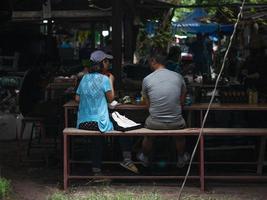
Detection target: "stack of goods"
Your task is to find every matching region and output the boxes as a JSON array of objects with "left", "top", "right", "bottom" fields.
[
  {"left": 0, "top": 77, "right": 21, "bottom": 113},
  {"left": 220, "top": 88, "right": 248, "bottom": 103}
]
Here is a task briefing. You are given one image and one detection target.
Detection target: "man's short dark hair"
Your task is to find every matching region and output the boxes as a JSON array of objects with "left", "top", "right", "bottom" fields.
[
  {"left": 148, "top": 47, "right": 167, "bottom": 65},
  {"left": 88, "top": 60, "right": 104, "bottom": 73}
]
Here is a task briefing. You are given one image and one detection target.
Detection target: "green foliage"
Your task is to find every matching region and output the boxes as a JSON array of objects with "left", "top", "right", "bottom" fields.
[
  {"left": 173, "top": 0, "right": 195, "bottom": 22},
  {"left": 0, "top": 177, "right": 11, "bottom": 199},
  {"left": 136, "top": 27, "right": 172, "bottom": 58},
  {"left": 195, "top": 0, "right": 266, "bottom": 4},
  {"left": 173, "top": 0, "right": 267, "bottom": 26}
]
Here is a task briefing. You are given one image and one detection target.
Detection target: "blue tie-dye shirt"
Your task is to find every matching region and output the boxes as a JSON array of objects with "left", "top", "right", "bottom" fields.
[{"left": 76, "top": 73, "right": 113, "bottom": 132}]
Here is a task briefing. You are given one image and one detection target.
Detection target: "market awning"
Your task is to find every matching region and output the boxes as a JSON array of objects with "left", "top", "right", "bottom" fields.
[{"left": 172, "top": 8, "right": 234, "bottom": 34}]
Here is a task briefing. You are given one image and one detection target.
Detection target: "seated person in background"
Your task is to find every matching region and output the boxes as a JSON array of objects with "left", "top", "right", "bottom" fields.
[
  {"left": 138, "top": 48, "right": 190, "bottom": 168},
  {"left": 19, "top": 66, "right": 59, "bottom": 120},
  {"left": 165, "top": 46, "right": 182, "bottom": 74},
  {"left": 75, "top": 50, "right": 138, "bottom": 178}
]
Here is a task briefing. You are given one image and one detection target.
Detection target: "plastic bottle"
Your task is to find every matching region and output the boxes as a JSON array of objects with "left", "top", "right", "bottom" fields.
[
  {"left": 248, "top": 89, "right": 253, "bottom": 104},
  {"left": 253, "top": 89, "right": 258, "bottom": 104},
  {"left": 185, "top": 94, "right": 192, "bottom": 106}
]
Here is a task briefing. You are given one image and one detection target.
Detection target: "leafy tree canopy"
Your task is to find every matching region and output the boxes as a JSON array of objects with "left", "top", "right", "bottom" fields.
[{"left": 173, "top": 0, "right": 267, "bottom": 22}]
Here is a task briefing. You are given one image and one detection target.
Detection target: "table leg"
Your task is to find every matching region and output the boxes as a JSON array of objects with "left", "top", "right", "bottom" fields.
[
  {"left": 199, "top": 110, "right": 205, "bottom": 191},
  {"left": 257, "top": 136, "right": 266, "bottom": 175},
  {"left": 63, "top": 133, "right": 69, "bottom": 190},
  {"left": 200, "top": 134, "right": 205, "bottom": 192},
  {"left": 17, "top": 119, "right": 26, "bottom": 162},
  {"left": 64, "top": 107, "right": 68, "bottom": 128},
  {"left": 187, "top": 110, "right": 192, "bottom": 127}
]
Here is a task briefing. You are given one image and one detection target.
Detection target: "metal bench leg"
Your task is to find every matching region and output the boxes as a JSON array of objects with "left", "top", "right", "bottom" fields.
[
  {"left": 257, "top": 136, "right": 266, "bottom": 175},
  {"left": 64, "top": 133, "right": 69, "bottom": 190},
  {"left": 17, "top": 119, "right": 26, "bottom": 162},
  {"left": 27, "top": 122, "right": 35, "bottom": 156},
  {"left": 199, "top": 110, "right": 205, "bottom": 192},
  {"left": 200, "top": 135, "right": 205, "bottom": 192}
]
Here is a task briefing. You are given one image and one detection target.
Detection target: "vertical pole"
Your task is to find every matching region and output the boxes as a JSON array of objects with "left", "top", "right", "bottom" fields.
[
  {"left": 124, "top": 15, "right": 134, "bottom": 63},
  {"left": 63, "top": 133, "right": 68, "bottom": 190},
  {"left": 64, "top": 107, "right": 68, "bottom": 128},
  {"left": 257, "top": 136, "right": 266, "bottom": 175},
  {"left": 112, "top": 0, "right": 122, "bottom": 88},
  {"left": 200, "top": 134, "right": 205, "bottom": 191},
  {"left": 124, "top": 0, "right": 135, "bottom": 63},
  {"left": 199, "top": 110, "right": 205, "bottom": 191},
  {"left": 17, "top": 119, "right": 26, "bottom": 162},
  {"left": 91, "top": 22, "right": 96, "bottom": 49}
]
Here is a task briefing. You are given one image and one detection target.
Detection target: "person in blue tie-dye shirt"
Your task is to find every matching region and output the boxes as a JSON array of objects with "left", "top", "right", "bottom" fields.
[{"left": 75, "top": 50, "right": 138, "bottom": 180}]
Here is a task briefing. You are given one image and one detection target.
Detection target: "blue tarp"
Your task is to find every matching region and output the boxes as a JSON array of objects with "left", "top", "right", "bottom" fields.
[{"left": 172, "top": 8, "right": 234, "bottom": 34}]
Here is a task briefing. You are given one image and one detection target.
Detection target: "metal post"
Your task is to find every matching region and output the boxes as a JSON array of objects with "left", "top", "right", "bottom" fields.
[
  {"left": 112, "top": 0, "right": 123, "bottom": 88},
  {"left": 63, "top": 133, "right": 68, "bottom": 190},
  {"left": 199, "top": 110, "right": 205, "bottom": 191},
  {"left": 257, "top": 136, "right": 266, "bottom": 175}
]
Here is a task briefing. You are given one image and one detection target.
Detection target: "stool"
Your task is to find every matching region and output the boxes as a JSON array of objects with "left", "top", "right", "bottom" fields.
[{"left": 19, "top": 117, "right": 45, "bottom": 156}]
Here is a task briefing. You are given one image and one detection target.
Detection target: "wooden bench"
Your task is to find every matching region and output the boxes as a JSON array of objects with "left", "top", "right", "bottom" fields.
[{"left": 63, "top": 127, "right": 267, "bottom": 190}]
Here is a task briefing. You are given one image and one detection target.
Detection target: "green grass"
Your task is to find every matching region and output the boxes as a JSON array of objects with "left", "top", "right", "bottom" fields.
[
  {"left": 48, "top": 192, "right": 68, "bottom": 200},
  {"left": 0, "top": 177, "right": 11, "bottom": 199},
  {"left": 48, "top": 191, "right": 162, "bottom": 200},
  {"left": 48, "top": 189, "right": 240, "bottom": 200}
]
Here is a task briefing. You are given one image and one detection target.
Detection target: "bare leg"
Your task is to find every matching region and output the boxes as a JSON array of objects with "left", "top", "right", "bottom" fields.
[
  {"left": 142, "top": 136, "right": 153, "bottom": 156},
  {"left": 176, "top": 136, "right": 189, "bottom": 168},
  {"left": 175, "top": 136, "right": 186, "bottom": 155}
]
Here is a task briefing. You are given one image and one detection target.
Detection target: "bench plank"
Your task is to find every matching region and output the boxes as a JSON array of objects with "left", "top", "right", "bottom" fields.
[
  {"left": 63, "top": 128, "right": 267, "bottom": 136},
  {"left": 63, "top": 128, "right": 201, "bottom": 136}
]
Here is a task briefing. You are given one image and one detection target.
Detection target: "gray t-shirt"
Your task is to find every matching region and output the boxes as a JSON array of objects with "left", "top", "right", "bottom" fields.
[{"left": 142, "top": 68, "right": 186, "bottom": 123}]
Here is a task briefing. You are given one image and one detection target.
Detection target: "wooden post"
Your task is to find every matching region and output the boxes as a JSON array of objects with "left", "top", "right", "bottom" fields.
[
  {"left": 112, "top": 0, "right": 123, "bottom": 88},
  {"left": 91, "top": 22, "right": 96, "bottom": 49},
  {"left": 124, "top": 0, "right": 135, "bottom": 63},
  {"left": 124, "top": 15, "right": 134, "bottom": 63}
]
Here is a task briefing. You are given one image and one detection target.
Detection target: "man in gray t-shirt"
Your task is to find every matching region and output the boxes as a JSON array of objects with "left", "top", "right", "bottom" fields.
[
  {"left": 138, "top": 48, "right": 190, "bottom": 168},
  {"left": 142, "top": 67, "right": 185, "bottom": 124}
]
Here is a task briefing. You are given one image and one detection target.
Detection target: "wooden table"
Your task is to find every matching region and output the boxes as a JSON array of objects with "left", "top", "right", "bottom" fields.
[
  {"left": 63, "top": 100, "right": 267, "bottom": 127},
  {"left": 45, "top": 82, "right": 75, "bottom": 100}
]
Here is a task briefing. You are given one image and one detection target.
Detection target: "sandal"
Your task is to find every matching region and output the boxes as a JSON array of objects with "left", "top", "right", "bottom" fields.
[
  {"left": 120, "top": 160, "right": 139, "bottom": 174},
  {"left": 86, "top": 172, "right": 111, "bottom": 184}
]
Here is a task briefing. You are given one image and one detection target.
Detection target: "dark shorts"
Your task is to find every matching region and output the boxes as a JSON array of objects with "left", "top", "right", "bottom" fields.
[
  {"left": 145, "top": 115, "right": 186, "bottom": 130},
  {"left": 78, "top": 121, "right": 99, "bottom": 131}
]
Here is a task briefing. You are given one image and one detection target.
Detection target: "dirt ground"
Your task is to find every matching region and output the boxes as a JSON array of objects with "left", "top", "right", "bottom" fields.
[{"left": 1, "top": 141, "right": 267, "bottom": 200}]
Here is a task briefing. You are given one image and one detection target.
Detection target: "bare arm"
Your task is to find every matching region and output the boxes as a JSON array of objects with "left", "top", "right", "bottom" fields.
[
  {"left": 141, "top": 79, "right": 150, "bottom": 107},
  {"left": 75, "top": 95, "right": 80, "bottom": 102},
  {"left": 105, "top": 74, "right": 115, "bottom": 103},
  {"left": 142, "top": 94, "right": 150, "bottom": 107}
]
